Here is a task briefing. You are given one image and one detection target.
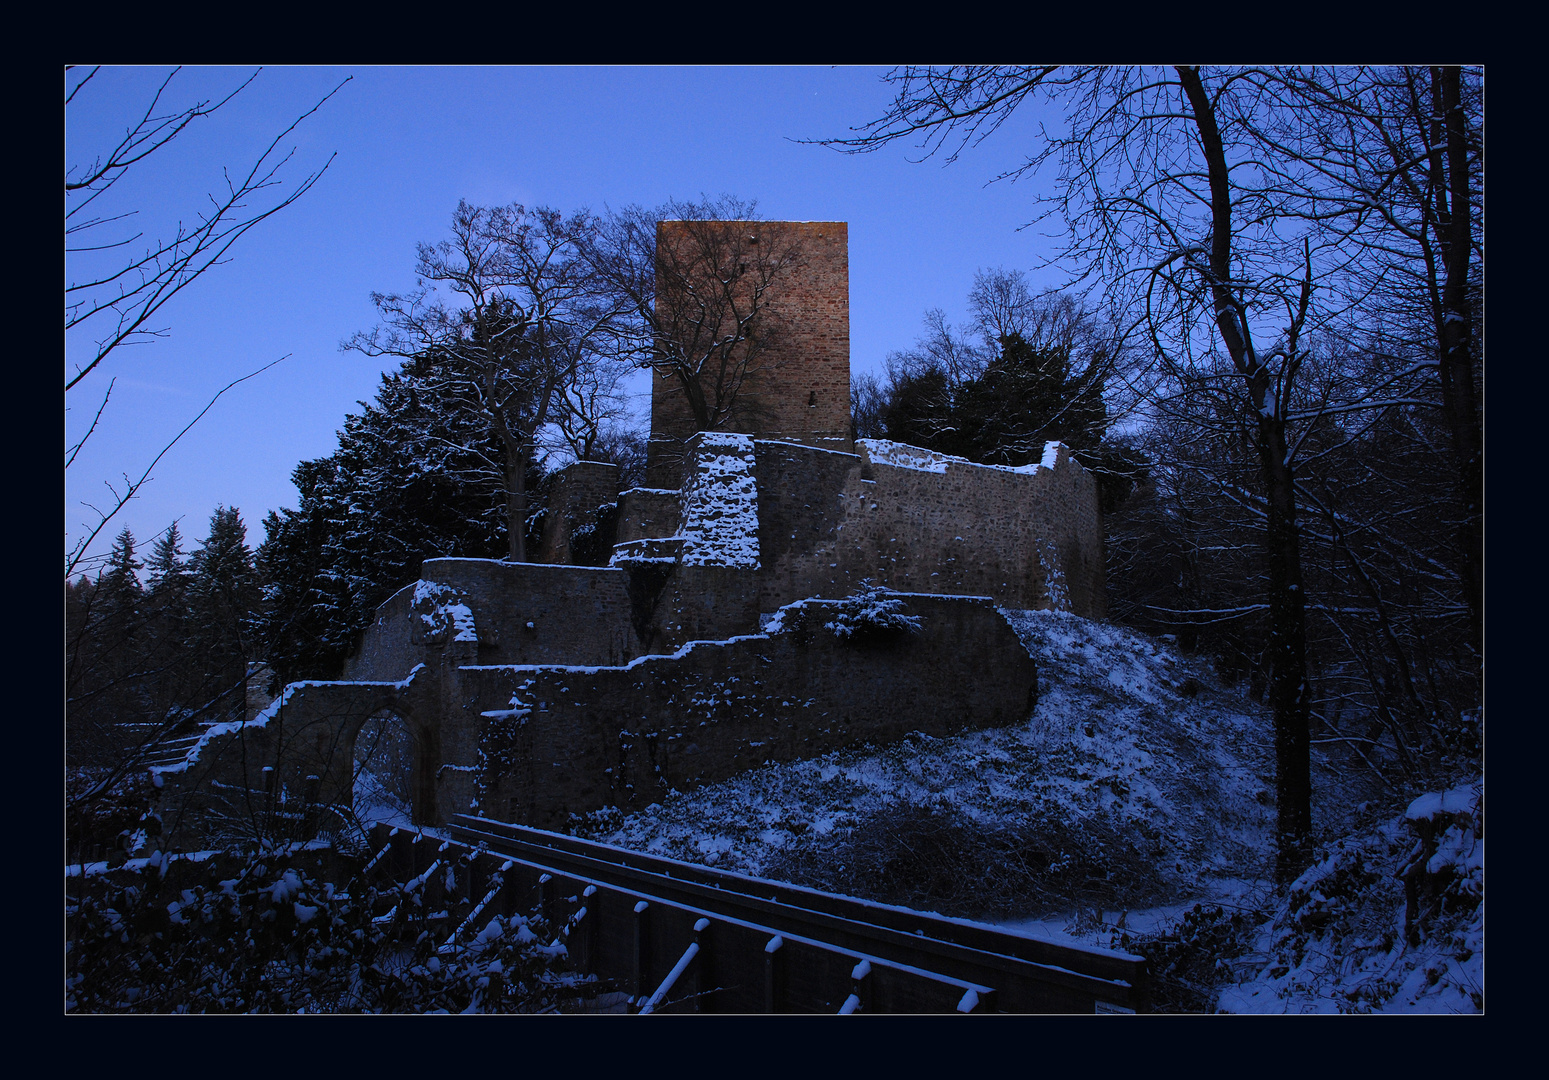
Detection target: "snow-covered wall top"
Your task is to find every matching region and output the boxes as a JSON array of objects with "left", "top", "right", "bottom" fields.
[
  {"left": 678, "top": 432, "right": 761, "bottom": 569},
  {"left": 857, "top": 438, "right": 1072, "bottom": 477}
]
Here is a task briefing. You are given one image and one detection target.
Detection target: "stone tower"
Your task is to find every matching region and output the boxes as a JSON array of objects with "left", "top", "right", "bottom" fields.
[{"left": 646, "top": 221, "right": 851, "bottom": 487}]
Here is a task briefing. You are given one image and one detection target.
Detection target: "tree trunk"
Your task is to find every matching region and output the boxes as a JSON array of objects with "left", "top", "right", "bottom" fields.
[
  {"left": 1179, "top": 66, "right": 1314, "bottom": 877},
  {"left": 507, "top": 439, "right": 528, "bottom": 563},
  {"left": 1259, "top": 423, "right": 1313, "bottom": 878},
  {"left": 1435, "top": 66, "right": 1483, "bottom": 658}
]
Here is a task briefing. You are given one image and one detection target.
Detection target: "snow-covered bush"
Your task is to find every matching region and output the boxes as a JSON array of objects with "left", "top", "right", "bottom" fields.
[
  {"left": 823, "top": 582, "right": 922, "bottom": 639},
  {"left": 66, "top": 845, "right": 599, "bottom": 1013},
  {"left": 1218, "top": 778, "right": 1482, "bottom": 1013},
  {"left": 765, "top": 582, "right": 922, "bottom": 643},
  {"left": 1119, "top": 903, "right": 1260, "bottom": 1013}
]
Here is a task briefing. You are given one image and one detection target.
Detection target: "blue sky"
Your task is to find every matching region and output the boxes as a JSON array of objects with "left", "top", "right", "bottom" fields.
[{"left": 65, "top": 66, "right": 1065, "bottom": 569}]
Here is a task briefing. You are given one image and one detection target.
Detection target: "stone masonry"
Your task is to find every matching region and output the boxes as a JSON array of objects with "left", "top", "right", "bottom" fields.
[
  {"left": 648, "top": 221, "right": 851, "bottom": 487},
  {"left": 152, "top": 219, "right": 1109, "bottom": 844}
]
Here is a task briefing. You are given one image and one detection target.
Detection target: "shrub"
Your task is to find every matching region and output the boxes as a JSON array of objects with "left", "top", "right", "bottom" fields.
[{"left": 66, "top": 845, "right": 599, "bottom": 1013}]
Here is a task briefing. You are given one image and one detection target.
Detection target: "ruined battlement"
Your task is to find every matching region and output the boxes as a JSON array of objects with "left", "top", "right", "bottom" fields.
[{"left": 599, "top": 432, "right": 1105, "bottom": 624}]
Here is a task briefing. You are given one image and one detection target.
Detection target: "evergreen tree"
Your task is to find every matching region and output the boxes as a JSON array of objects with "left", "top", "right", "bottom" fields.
[
  {"left": 97, "top": 529, "right": 143, "bottom": 630},
  {"left": 66, "top": 531, "right": 147, "bottom": 769},
  {"left": 186, "top": 508, "right": 260, "bottom": 705},
  {"left": 876, "top": 333, "right": 1113, "bottom": 476},
  {"left": 257, "top": 363, "right": 549, "bottom": 685},
  {"left": 954, "top": 332, "right": 1109, "bottom": 466},
  {"left": 879, "top": 366, "right": 956, "bottom": 453},
  {"left": 146, "top": 522, "right": 190, "bottom": 599},
  {"left": 143, "top": 521, "right": 198, "bottom": 716}
]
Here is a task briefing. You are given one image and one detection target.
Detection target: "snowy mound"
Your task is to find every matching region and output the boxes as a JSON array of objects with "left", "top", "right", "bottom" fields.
[
  {"left": 575, "top": 609, "right": 1276, "bottom": 921},
  {"left": 1214, "top": 779, "right": 1483, "bottom": 1014}
]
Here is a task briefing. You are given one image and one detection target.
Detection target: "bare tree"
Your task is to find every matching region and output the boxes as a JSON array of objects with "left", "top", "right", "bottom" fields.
[
  {"left": 546, "top": 343, "right": 634, "bottom": 463},
  {"left": 827, "top": 65, "right": 1481, "bottom": 876},
  {"left": 1248, "top": 66, "right": 1483, "bottom": 653},
  {"left": 65, "top": 67, "right": 348, "bottom": 577},
  {"left": 346, "top": 202, "right": 623, "bottom": 562},
  {"left": 582, "top": 197, "right": 806, "bottom": 472}
]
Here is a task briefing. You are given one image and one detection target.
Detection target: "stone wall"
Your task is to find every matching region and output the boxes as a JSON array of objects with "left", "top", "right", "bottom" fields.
[
  {"left": 537, "top": 460, "right": 621, "bottom": 564},
  {"left": 451, "top": 594, "right": 1034, "bottom": 830},
  {"left": 344, "top": 559, "right": 642, "bottom": 682},
  {"left": 749, "top": 438, "right": 1107, "bottom": 620},
  {"left": 648, "top": 221, "right": 851, "bottom": 487},
  {"left": 153, "top": 676, "right": 434, "bottom": 847},
  {"left": 839, "top": 440, "right": 1106, "bottom": 619},
  {"left": 615, "top": 487, "right": 681, "bottom": 546},
  {"left": 158, "top": 593, "right": 1036, "bottom": 841}
]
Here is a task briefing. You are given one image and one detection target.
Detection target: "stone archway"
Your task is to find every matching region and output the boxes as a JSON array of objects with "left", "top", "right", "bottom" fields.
[
  {"left": 352, "top": 710, "right": 420, "bottom": 827},
  {"left": 342, "top": 703, "right": 439, "bottom": 827}
]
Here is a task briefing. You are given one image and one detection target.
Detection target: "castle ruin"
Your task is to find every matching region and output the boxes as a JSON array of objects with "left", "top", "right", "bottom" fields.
[{"left": 154, "top": 222, "right": 1106, "bottom": 844}]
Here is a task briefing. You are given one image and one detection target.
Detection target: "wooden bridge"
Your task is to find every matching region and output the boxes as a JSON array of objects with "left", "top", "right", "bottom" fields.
[{"left": 366, "top": 818, "right": 1148, "bottom": 1014}]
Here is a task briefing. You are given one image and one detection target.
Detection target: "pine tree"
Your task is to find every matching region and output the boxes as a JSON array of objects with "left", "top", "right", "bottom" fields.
[
  {"left": 186, "top": 508, "right": 260, "bottom": 705},
  {"left": 97, "top": 529, "right": 143, "bottom": 628},
  {"left": 146, "top": 522, "right": 190, "bottom": 598},
  {"left": 66, "top": 530, "right": 148, "bottom": 770},
  {"left": 955, "top": 332, "right": 1109, "bottom": 467},
  {"left": 257, "top": 363, "right": 548, "bottom": 684},
  {"left": 879, "top": 366, "right": 956, "bottom": 453}
]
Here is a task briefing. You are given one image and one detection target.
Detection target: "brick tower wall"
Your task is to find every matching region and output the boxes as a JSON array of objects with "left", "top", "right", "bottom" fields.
[{"left": 647, "top": 221, "right": 851, "bottom": 486}]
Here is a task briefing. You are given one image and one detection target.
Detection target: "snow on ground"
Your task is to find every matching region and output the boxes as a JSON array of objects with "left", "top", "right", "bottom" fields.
[
  {"left": 567, "top": 607, "right": 1480, "bottom": 1013},
  {"left": 354, "top": 768, "right": 415, "bottom": 832},
  {"left": 1214, "top": 780, "right": 1483, "bottom": 1014},
  {"left": 342, "top": 601, "right": 1479, "bottom": 1012},
  {"left": 578, "top": 609, "right": 1277, "bottom": 920}
]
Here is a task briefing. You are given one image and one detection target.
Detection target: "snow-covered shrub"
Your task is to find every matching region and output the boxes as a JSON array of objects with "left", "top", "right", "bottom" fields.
[
  {"left": 1119, "top": 903, "right": 1260, "bottom": 1013},
  {"left": 1218, "top": 778, "right": 1482, "bottom": 1014},
  {"left": 766, "top": 582, "right": 921, "bottom": 644},
  {"left": 824, "top": 582, "right": 922, "bottom": 640},
  {"left": 66, "top": 844, "right": 599, "bottom": 1013}
]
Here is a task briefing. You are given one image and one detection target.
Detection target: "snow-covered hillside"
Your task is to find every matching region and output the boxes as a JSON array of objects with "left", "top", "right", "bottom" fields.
[
  {"left": 566, "top": 608, "right": 1481, "bottom": 1013},
  {"left": 574, "top": 611, "right": 1278, "bottom": 916}
]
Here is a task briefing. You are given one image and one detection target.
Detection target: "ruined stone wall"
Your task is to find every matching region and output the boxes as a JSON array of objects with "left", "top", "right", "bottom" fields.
[
  {"left": 344, "top": 559, "right": 642, "bottom": 682},
  {"left": 627, "top": 565, "right": 763, "bottom": 657},
  {"left": 751, "top": 439, "right": 1107, "bottom": 620},
  {"left": 648, "top": 221, "right": 851, "bottom": 487},
  {"left": 451, "top": 595, "right": 1034, "bottom": 830},
  {"left": 537, "top": 461, "right": 621, "bottom": 564},
  {"left": 153, "top": 677, "right": 434, "bottom": 849},
  {"left": 751, "top": 439, "right": 870, "bottom": 612},
  {"left": 614, "top": 487, "right": 680, "bottom": 545}
]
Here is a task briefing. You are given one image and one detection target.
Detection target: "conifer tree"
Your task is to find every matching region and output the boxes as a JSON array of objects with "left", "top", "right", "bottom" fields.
[
  {"left": 146, "top": 522, "right": 189, "bottom": 599},
  {"left": 186, "top": 507, "right": 260, "bottom": 705},
  {"left": 97, "top": 529, "right": 143, "bottom": 627},
  {"left": 257, "top": 363, "right": 546, "bottom": 684},
  {"left": 954, "top": 332, "right": 1109, "bottom": 466},
  {"left": 66, "top": 530, "right": 146, "bottom": 770}
]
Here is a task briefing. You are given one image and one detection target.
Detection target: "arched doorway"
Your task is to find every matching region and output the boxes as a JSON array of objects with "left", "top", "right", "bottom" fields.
[{"left": 352, "top": 710, "right": 433, "bottom": 827}]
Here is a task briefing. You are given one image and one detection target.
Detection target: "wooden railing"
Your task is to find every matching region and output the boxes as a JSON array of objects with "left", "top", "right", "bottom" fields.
[{"left": 364, "top": 818, "right": 1148, "bottom": 1014}]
